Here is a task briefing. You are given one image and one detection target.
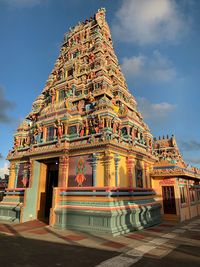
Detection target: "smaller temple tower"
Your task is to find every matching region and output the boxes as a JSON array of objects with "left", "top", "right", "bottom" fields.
[{"left": 152, "top": 135, "right": 200, "bottom": 222}]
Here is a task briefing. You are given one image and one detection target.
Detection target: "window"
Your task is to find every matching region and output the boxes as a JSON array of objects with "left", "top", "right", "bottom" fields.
[
  {"left": 72, "top": 51, "right": 79, "bottom": 58},
  {"left": 47, "top": 126, "right": 54, "bottom": 141},
  {"left": 68, "top": 68, "right": 73, "bottom": 77},
  {"left": 121, "top": 127, "right": 127, "bottom": 137},
  {"left": 75, "top": 90, "right": 81, "bottom": 97},
  {"left": 68, "top": 125, "right": 77, "bottom": 135},
  {"left": 95, "top": 82, "right": 102, "bottom": 89},
  {"left": 180, "top": 186, "right": 187, "bottom": 204},
  {"left": 189, "top": 187, "right": 196, "bottom": 203},
  {"left": 162, "top": 186, "right": 176, "bottom": 214},
  {"left": 59, "top": 89, "right": 66, "bottom": 102}
]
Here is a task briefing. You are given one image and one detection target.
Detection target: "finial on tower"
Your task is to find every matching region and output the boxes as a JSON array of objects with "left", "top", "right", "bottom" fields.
[{"left": 95, "top": 7, "right": 106, "bottom": 26}]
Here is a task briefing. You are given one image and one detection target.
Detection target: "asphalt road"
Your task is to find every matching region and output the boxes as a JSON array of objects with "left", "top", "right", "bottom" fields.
[
  {"left": 0, "top": 217, "right": 200, "bottom": 267},
  {"left": 0, "top": 234, "right": 119, "bottom": 267}
]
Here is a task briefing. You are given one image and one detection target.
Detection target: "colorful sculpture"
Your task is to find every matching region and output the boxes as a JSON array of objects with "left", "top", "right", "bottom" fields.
[
  {"left": 75, "top": 157, "right": 86, "bottom": 186},
  {"left": 3, "top": 8, "right": 169, "bottom": 235}
]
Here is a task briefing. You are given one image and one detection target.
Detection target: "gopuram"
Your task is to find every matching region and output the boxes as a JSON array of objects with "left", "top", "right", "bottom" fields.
[{"left": 0, "top": 8, "right": 162, "bottom": 235}]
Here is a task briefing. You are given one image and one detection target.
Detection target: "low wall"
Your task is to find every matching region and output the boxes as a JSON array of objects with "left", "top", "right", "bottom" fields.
[
  {"left": 0, "top": 189, "right": 25, "bottom": 222},
  {"left": 53, "top": 187, "right": 161, "bottom": 236}
]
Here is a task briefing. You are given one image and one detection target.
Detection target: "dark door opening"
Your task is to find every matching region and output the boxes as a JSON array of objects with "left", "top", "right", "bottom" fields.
[
  {"left": 44, "top": 159, "right": 59, "bottom": 219},
  {"left": 162, "top": 186, "right": 176, "bottom": 214}
]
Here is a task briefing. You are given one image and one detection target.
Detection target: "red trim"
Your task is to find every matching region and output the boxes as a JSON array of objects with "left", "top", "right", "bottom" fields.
[
  {"left": 56, "top": 202, "right": 159, "bottom": 211},
  {"left": 58, "top": 186, "right": 153, "bottom": 192},
  {"left": 5, "top": 188, "right": 26, "bottom": 191}
]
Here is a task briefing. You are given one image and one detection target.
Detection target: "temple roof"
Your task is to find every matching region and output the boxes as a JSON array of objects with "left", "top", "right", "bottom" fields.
[{"left": 153, "top": 135, "right": 200, "bottom": 179}]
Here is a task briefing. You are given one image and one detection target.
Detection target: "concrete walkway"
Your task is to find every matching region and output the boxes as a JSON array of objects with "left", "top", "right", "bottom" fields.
[{"left": 0, "top": 217, "right": 199, "bottom": 266}]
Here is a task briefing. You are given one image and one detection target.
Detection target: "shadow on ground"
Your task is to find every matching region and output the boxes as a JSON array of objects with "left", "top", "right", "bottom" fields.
[{"left": 0, "top": 233, "right": 119, "bottom": 267}]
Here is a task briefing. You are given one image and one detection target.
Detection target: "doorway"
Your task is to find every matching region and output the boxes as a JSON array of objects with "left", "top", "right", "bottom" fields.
[
  {"left": 162, "top": 186, "right": 176, "bottom": 214},
  {"left": 38, "top": 158, "right": 59, "bottom": 222},
  {"left": 45, "top": 160, "right": 58, "bottom": 218}
]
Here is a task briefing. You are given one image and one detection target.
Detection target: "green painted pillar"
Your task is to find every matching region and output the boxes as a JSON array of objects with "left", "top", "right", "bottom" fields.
[
  {"left": 14, "top": 163, "right": 19, "bottom": 188},
  {"left": 92, "top": 153, "right": 98, "bottom": 186},
  {"left": 114, "top": 154, "right": 120, "bottom": 187}
]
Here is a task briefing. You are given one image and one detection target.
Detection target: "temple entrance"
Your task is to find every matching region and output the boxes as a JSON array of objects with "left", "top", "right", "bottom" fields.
[
  {"left": 162, "top": 186, "right": 176, "bottom": 214},
  {"left": 37, "top": 158, "right": 59, "bottom": 222},
  {"left": 45, "top": 160, "right": 58, "bottom": 218}
]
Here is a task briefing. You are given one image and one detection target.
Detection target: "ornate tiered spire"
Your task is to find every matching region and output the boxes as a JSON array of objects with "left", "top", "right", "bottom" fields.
[
  {"left": 10, "top": 8, "right": 153, "bottom": 156},
  {"left": 154, "top": 135, "right": 186, "bottom": 167}
]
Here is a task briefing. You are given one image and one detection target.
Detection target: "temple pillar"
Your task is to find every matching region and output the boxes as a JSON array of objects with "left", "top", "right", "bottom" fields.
[
  {"left": 144, "top": 162, "right": 148, "bottom": 188},
  {"left": 63, "top": 122, "right": 68, "bottom": 136},
  {"left": 43, "top": 126, "right": 47, "bottom": 142},
  {"left": 102, "top": 117, "right": 105, "bottom": 128},
  {"left": 149, "top": 164, "right": 154, "bottom": 188},
  {"left": 58, "top": 156, "right": 69, "bottom": 188},
  {"left": 92, "top": 153, "right": 98, "bottom": 186},
  {"left": 108, "top": 118, "right": 111, "bottom": 128},
  {"left": 105, "top": 118, "right": 108, "bottom": 128},
  {"left": 104, "top": 151, "right": 112, "bottom": 186},
  {"left": 56, "top": 90, "right": 59, "bottom": 102},
  {"left": 54, "top": 125, "right": 57, "bottom": 139},
  {"left": 126, "top": 157, "right": 135, "bottom": 189},
  {"left": 114, "top": 154, "right": 120, "bottom": 187},
  {"left": 8, "top": 162, "right": 16, "bottom": 189},
  {"left": 14, "top": 163, "right": 20, "bottom": 188}
]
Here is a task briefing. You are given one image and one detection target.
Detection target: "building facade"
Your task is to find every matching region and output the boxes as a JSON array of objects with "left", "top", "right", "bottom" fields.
[
  {"left": 0, "top": 8, "right": 199, "bottom": 235},
  {"left": 152, "top": 135, "right": 200, "bottom": 222}
]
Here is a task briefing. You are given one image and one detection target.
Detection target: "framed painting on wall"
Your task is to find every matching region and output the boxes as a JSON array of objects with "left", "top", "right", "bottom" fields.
[{"left": 68, "top": 155, "right": 93, "bottom": 187}]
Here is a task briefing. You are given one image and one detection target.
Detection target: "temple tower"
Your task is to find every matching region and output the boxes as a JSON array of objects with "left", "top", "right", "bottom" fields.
[{"left": 1, "top": 8, "right": 161, "bottom": 235}]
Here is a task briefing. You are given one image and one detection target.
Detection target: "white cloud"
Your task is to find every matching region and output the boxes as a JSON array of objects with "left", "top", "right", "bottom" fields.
[
  {"left": 0, "top": 162, "right": 9, "bottom": 179},
  {"left": 181, "top": 140, "right": 200, "bottom": 152},
  {"left": 113, "top": 0, "right": 189, "bottom": 45},
  {"left": 137, "top": 97, "right": 176, "bottom": 121},
  {"left": 2, "top": 0, "right": 47, "bottom": 8},
  {"left": 121, "top": 50, "right": 176, "bottom": 83}
]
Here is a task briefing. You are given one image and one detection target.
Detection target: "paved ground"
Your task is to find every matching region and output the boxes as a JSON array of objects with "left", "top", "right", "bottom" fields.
[{"left": 0, "top": 217, "right": 199, "bottom": 267}]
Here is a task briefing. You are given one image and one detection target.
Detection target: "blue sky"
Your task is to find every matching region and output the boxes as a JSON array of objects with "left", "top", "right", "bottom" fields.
[{"left": 0, "top": 0, "right": 200, "bottom": 176}]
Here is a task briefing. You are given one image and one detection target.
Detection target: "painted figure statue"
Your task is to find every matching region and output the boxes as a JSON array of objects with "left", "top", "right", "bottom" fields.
[
  {"left": 85, "top": 91, "right": 96, "bottom": 111},
  {"left": 75, "top": 157, "right": 86, "bottom": 186}
]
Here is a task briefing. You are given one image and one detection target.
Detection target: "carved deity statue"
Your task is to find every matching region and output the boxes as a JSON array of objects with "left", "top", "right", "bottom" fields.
[
  {"left": 85, "top": 91, "right": 96, "bottom": 112},
  {"left": 55, "top": 119, "right": 63, "bottom": 140},
  {"left": 50, "top": 88, "right": 56, "bottom": 104},
  {"left": 112, "top": 119, "right": 117, "bottom": 134},
  {"left": 34, "top": 123, "right": 43, "bottom": 143},
  {"left": 77, "top": 100, "right": 85, "bottom": 113},
  {"left": 111, "top": 96, "right": 119, "bottom": 113},
  {"left": 14, "top": 136, "right": 20, "bottom": 150}
]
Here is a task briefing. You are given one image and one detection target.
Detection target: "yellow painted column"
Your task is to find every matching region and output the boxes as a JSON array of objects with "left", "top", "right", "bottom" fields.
[
  {"left": 96, "top": 153, "right": 105, "bottom": 187},
  {"left": 56, "top": 90, "right": 59, "bottom": 103},
  {"left": 8, "top": 162, "right": 16, "bottom": 188},
  {"left": 126, "top": 157, "right": 135, "bottom": 189},
  {"left": 43, "top": 126, "right": 47, "bottom": 142},
  {"left": 144, "top": 162, "right": 149, "bottom": 188},
  {"left": 37, "top": 163, "right": 47, "bottom": 219},
  {"left": 104, "top": 151, "right": 112, "bottom": 187},
  {"left": 58, "top": 155, "right": 69, "bottom": 188},
  {"left": 149, "top": 164, "right": 154, "bottom": 188}
]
